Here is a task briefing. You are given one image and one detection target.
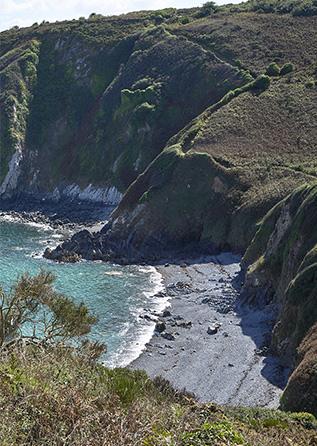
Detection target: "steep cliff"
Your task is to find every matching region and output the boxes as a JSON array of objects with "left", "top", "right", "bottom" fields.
[
  {"left": 2, "top": 3, "right": 317, "bottom": 213},
  {"left": 242, "top": 183, "right": 317, "bottom": 414},
  {"left": 48, "top": 68, "right": 317, "bottom": 262},
  {"left": 0, "top": 10, "right": 250, "bottom": 205}
]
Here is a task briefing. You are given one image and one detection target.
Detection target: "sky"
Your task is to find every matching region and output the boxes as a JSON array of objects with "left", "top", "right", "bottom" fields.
[{"left": 0, "top": 0, "right": 242, "bottom": 32}]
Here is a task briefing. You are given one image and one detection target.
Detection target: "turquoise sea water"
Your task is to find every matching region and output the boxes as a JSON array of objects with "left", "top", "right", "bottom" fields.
[{"left": 0, "top": 216, "right": 165, "bottom": 366}]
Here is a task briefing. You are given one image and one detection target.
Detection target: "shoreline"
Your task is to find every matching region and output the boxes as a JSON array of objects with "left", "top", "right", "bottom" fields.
[
  {"left": 0, "top": 197, "right": 115, "bottom": 227},
  {"left": 0, "top": 208, "right": 289, "bottom": 407},
  {"left": 130, "top": 253, "right": 289, "bottom": 408},
  {"left": 0, "top": 212, "right": 169, "bottom": 370},
  {"left": 107, "top": 265, "right": 167, "bottom": 368}
]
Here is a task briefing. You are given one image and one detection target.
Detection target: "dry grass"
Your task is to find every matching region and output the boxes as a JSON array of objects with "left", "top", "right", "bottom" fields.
[
  {"left": 175, "top": 12, "right": 317, "bottom": 72},
  {"left": 0, "top": 344, "right": 315, "bottom": 445}
]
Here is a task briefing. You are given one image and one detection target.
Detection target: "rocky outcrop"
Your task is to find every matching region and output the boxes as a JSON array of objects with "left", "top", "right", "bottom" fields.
[
  {"left": 280, "top": 323, "right": 317, "bottom": 416},
  {"left": 242, "top": 183, "right": 317, "bottom": 414},
  {"left": 0, "top": 144, "right": 23, "bottom": 198}
]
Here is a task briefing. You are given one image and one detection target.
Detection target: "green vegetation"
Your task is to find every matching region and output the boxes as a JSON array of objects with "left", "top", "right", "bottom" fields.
[
  {"left": 115, "top": 83, "right": 161, "bottom": 119},
  {"left": 0, "top": 39, "right": 40, "bottom": 183},
  {"left": 0, "top": 1, "right": 316, "bottom": 194},
  {"left": 0, "top": 271, "right": 97, "bottom": 347},
  {"left": 266, "top": 62, "right": 280, "bottom": 76},
  {"left": 0, "top": 343, "right": 314, "bottom": 445},
  {"left": 246, "top": 0, "right": 317, "bottom": 16},
  {"left": 112, "top": 71, "right": 317, "bottom": 259},
  {"left": 195, "top": 1, "right": 219, "bottom": 17},
  {"left": 0, "top": 3, "right": 317, "bottom": 422},
  {"left": 243, "top": 184, "right": 317, "bottom": 414},
  {"left": 0, "top": 274, "right": 314, "bottom": 445},
  {"left": 280, "top": 62, "right": 294, "bottom": 75}
]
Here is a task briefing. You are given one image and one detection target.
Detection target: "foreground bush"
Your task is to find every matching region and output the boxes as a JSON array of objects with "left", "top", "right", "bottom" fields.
[
  {"left": 0, "top": 344, "right": 315, "bottom": 445},
  {"left": 0, "top": 273, "right": 315, "bottom": 444}
]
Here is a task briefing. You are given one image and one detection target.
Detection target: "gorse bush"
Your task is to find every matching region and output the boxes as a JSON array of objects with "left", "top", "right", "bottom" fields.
[
  {"left": 195, "top": 1, "right": 219, "bottom": 17},
  {"left": 182, "top": 421, "right": 246, "bottom": 445},
  {"left": 280, "top": 62, "right": 294, "bottom": 75},
  {"left": 266, "top": 62, "right": 280, "bottom": 76},
  {"left": 251, "top": 74, "right": 271, "bottom": 91},
  {"left": 247, "top": 0, "right": 317, "bottom": 15}
]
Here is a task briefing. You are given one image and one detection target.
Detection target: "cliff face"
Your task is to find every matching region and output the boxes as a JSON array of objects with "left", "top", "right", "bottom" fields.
[
  {"left": 2, "top": 2, "right": 317, "bottom": 415},
  {"left": 0, "top": 12, "right": 248, "bottom": 205},
  {"left": 51, "top": 69, "right": 317, "bottom": 262},
  {"left": 242, "top": 184, "right": 317, "bottom": 414},
  {"left": 2, "top": 5, "right": 317, "bottom": 213}
]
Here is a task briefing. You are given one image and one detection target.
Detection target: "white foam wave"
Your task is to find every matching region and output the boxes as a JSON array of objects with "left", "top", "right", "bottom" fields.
[
  {"left": 0, "top": 213, "right": 52, "bottom": 232},
  {"left": 104, "top": 271, "right": 124, "bottom": 276},
  {"left": 105, "top": 266, "right": 169, "bottom": 368}
]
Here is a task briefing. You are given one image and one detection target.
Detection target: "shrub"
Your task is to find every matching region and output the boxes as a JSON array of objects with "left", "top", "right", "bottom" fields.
[
  {"left": 252, "top": 74, "right": 271, "bottom": 91},
  {"left": 266, "top": 62, "right": 280, "bottom": 76},
  {"left": 250, "top": 0, "right": 276, "bottom": 13},
  {"left": 0, "top": 271, "right": 98, "bottom": 348},
  {"left": 195, "top": 1, "right": 219, "bottom": 17},
  {"left": 280, "top": 62, "right": 294, "bottom": 75},
  {"left": 305, "top": 79, "right": 315, "bottom": 88},
  {"left": 292, "top": 1, "right": 317, "bottom": 16},
  {"left": 180, "top": 16, "right": 190, "bottom": 24},
  {"left": 182, "top": 421, "right": 246, "bottom": 445}
]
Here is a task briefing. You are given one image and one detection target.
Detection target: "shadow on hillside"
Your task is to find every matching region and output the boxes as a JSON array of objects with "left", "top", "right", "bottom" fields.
[{"left": 159, "top": 252, "right": 290, "bottom": 391}]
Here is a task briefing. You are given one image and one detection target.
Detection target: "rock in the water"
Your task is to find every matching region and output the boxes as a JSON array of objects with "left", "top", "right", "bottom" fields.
[
  {"left": 155, "top": 320, "right": 166, "bottom": 333},
  {"left": 162, "top": 309, "right": 171, "bottom": 318}
]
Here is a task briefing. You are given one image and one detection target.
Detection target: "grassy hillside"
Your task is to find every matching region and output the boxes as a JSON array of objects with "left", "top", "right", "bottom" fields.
[
  {"left": 0, "top": 344, "right": 316, "bottom": 445},
  {"left": 94, "top": 67, "right": 317, "bottom": 261},
  {"left": 0, "top": 7, "right": 247, "bottom": 197},
  {"left": 1, "top": 2, "right": 316, "bottom": 201}
]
